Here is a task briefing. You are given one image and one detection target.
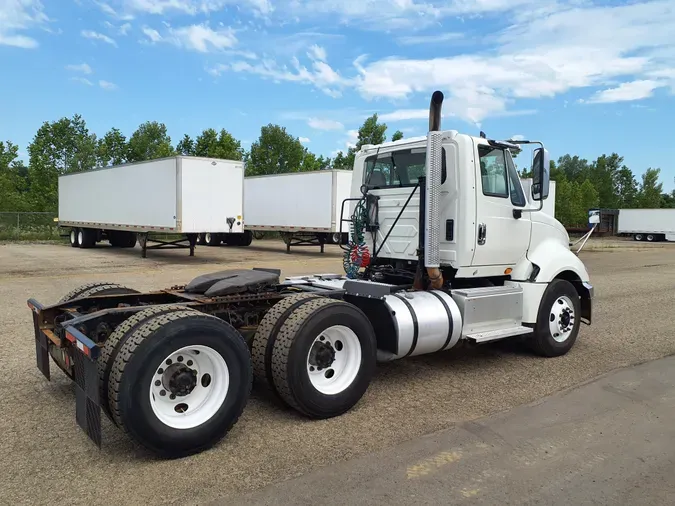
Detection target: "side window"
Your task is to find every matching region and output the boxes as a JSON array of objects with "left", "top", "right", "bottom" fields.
[
  {"left": 478, "top": 146, "right": 508, "bottom": 198},
  {"left": 506, "top": 150, "right": 526, "bottom": 207},
  {"left": 364, "top": 148, "right": 447, "bottom": 188}
]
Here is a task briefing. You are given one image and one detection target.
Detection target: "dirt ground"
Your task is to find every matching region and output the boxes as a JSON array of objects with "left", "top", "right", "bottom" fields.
[{"left": 1, "top": 237, "right": 675, "bottom": 505}]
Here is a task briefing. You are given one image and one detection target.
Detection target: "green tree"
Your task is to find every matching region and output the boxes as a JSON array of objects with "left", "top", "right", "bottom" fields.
[
  {"left": 391, "top": 130, "right": 404, "bottom": 142},
  {"left": 27, "top": 114, "right": 98, "bottom": 210},
  {"left": 176, "top": 134, "right": 195, "bottom": 155},
  {"left": 96, "top": 127, "right": 129, "bottom": 166},
  {"left": 333, "top": 113, "right": 389, "bottom": 171},
  {"left": 0, "top": 141, "right": 30, "bottom": 211},
  {"left": 301, "top": 152, "right": 330, "bottom": 171},
  {"left": 638, "top": 168, "right": 663, "bottom": 208},
  {"left": 245, "top": 124, "right": 307, "bottom": 176},
  {"left": 577, "top": 179, "right": 599, "bottom": 223},
  {"left": 615, "top": 166, "right": 639, "bottom": 208},
  {"left": 127, "top": 121, "right": 175, "bottom": 162},
  {"left": 194, "top": 128, "right": 244, "bottom": 160},
  {"left": 588, "top": 153, "right": 622, "bottom": 209}
]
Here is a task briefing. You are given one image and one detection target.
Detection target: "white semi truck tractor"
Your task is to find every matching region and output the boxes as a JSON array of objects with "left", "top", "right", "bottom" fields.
[{"left": 27, "top": 91, "right": 593, "bottom": 458}]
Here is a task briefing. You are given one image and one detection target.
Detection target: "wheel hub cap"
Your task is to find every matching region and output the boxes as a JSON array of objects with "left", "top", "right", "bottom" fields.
[
  {"left": 164, "top": 364, "right": 198, "bottom": 396},
  {"left": 309, "top": 342, "right": 336, "bottom": 369},
  {"left": 549, "top": 296, "right": 575, "bottom": 343}
]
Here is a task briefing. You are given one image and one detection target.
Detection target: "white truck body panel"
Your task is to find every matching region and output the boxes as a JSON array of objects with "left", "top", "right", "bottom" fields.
[
  {"left": 244, "top": 170, "right": 352, "bottom": 233},
  {"left": 520, "top": 178, "right": 556, "bottom": 217},
  {"left": 58, "top": 156, "right": 244, "bottom": 233},
  {"left": 617, "top": 208, "right": 675, "bottom": 240}
]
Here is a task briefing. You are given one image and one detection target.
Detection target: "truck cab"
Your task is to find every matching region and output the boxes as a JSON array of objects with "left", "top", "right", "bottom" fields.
[{"left": 348, "top": 129, "right": 592, "bottom": 327}]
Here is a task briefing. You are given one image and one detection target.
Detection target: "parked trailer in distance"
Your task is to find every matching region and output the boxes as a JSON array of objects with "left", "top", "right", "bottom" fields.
[
  {"left": 58, "top": 156, "right": 245, "bottom": 257},
  {"left": 617, "top": 208, "right": 675, "bottom": 242},
  {"left": 244, "top": 169, "right": 353, "bottom": 252}
]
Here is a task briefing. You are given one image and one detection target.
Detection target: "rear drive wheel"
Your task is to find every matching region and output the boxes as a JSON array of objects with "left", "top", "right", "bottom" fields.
[
  {"left": 250, "top": 293, "right": 323, "bottom": 400},
  {"left": 530, "top": 279, "right": 581, "bottom": 357},
  {"left": 98, "top": 304, "right": 188, "bottom": 422},
  {"left": 108, "top": 310, "right": 251, "bottom": 458},
  {"left": 58, "top": 282, "right": 139, "bottom": 303},
  {"left": 270, "top": 298, "right": 376, "bottom": 418}
]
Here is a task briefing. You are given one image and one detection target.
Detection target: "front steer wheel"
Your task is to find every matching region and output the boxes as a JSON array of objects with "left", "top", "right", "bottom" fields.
[
  {"left": 107, "top": 310, "right": 252, "bottom": 458},
  {"left": 270, "top": 298, "right": 377, "bottom": 419},
  {"left": 529, "top": 279, "right": 582, "bottom": 357}
]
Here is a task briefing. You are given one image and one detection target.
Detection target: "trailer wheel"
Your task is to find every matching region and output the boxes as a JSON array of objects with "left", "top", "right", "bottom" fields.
[
  {"left": 203, "top": 233, "right": 221, "bottom": 246},
  {"left": 70, "top": 229, "right": 80, "bottom": 248},
  {"left": 108, "top": 310, "right": 251, "bottom": 458},
  {"left": 529, "top": 279, "right": 581, "bottom": 357},
  {"left": 78, "top": 228, "right": 97, "bottom": 248},
  {"left": 634, "top": 233, "right": 643, "bottom": 241},
  {"left": 270, "top": 298, "right": 377, "bottom": 418},
  {"left": 58, "top": 282, "right": 139, "bottom": 304},
  {"left": 240, "top": 231, "right": 253, "bottom": 247},
  {"left": 647, "top": 234, "right": 655, "bottom": 242},
  {"left": 250, "top": 293, "right": 323, "bottom": 399}
]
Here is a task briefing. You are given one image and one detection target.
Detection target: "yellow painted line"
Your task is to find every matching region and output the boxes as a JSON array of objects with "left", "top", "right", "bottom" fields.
[{"left": 406, "top": 450, "right": 462, "bottom": 479}]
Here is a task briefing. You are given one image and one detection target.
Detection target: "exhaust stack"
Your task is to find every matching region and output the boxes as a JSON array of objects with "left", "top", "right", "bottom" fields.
[{"left": 424, "top": 91, "right": 444, "bottom": 289}]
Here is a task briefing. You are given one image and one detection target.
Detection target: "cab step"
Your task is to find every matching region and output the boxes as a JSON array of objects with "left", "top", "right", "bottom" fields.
[{"left": 466, "top": 326, "right": 533, "bottom": 344}]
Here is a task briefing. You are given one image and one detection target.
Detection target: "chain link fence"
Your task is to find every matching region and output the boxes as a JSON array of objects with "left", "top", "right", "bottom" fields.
[{"left": 0, "top": 212, "right": 62, "bottom": 241}]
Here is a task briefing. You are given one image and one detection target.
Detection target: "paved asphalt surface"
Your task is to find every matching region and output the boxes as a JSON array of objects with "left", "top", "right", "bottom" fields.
[
  {"left": 221, "top": 354, "right": 675, "bottom": 506},
  {"left": 1, "top": 238, "right": 674, "bottom": 505}
]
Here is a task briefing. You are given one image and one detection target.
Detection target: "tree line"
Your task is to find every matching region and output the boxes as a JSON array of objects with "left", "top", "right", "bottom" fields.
[{"left": 0, "top": 112, "right": 672, "bottom": 227}]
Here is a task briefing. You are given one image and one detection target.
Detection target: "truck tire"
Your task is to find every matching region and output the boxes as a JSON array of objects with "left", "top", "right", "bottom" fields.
[
  {"left": 203, "top": 233, "right": 221, "bottom": 246},
  {"left": 78, "top": 228, "right": 97, "bottom": 248},
  {"left": 250, "top": 293, "right": 324, "bottom": 400},
  {"left": 58, "top": 282, "right": 139, "bottom": 303},
  {"left": 108, "top": 310, "right": 252, "bottom": 458},
  {"left": 529, "top": 279, "right": 581, "bottom": 357},
  {"left": 270, "top": 297, "right": 377, "bottom": 418},
  {"left": 70, "top": 229, "right": 80, "bottom": 248},
  {"left": 240, "top": 231, "right": 253, "bottom": 247},
  {"left": 97, "top": 304, "right": 194, "bottom": 422}
]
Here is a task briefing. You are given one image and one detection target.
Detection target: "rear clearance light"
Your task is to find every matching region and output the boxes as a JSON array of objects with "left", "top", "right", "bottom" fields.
[{"left": 64, "top": 327, "right": 99, "bottom": 359}]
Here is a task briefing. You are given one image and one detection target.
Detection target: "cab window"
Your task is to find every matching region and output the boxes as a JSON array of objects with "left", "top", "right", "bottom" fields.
[
  {"left": 364, "top": 148, "right": 447, "bottom": 188},
  {"left": 478, "top": 145, "right": 527, "bottom": 207}
]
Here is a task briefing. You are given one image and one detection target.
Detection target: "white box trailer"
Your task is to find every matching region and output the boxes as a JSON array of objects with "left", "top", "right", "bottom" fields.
[
  {"left": 520, "top": 178, "right": 556, "bottom": 217},
  {"left": 617, "top": 208, "right": 675, "bottom": 242},
  {"left": 58, "top": 156, "right": 245, "bottom": 257},
  {"left": 243, "top": 169, "right": 353, "bottom": 252}
]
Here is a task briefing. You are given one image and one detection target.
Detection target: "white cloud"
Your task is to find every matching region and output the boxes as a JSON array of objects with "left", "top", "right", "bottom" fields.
[
  {"left": 0, "top": 0, "right": 50, "bottom": 48},
  {"left": 307, "top": 44, "right": 326, "bottom": 62},
  {"left": 219, "top": 0, "right": 675, "bottom": 125},
  {"left": 142, "top": 23, "right": 237, "bottom": 52},
  {"left": 81, "top": 30, "right": 117, "bottom": 46},
  {"left": 308, "top": 118, "right": 344, "bottom": 130},
  {"left": 379, "top": 109, "right": 437, "bottom": 122},
  {"left": 299, "top": 136, "right": 311, "bottom": 143},
  {"left": 105, "top": 21, "right": 133, "bottom": 35},
  {"left": 99, "top": 80, "right": 118, "bottom": 90},
  {"left": 66, "top": 63, "right": 93, "bottom": 74},
  {"left": 510, "top": 134, "right": 525, "bottom": 141},
  {"left": 70, "top": 77, "right": 93, "bottom": 86},
  {"left": 397, "top": 33, "right": 463, "bottom": 46},
  {"left": 124, "top": 0, "right": 272, "bottom": 16},
  {"left": 586, "top": 80, "right": 665, "bottom": 103}
]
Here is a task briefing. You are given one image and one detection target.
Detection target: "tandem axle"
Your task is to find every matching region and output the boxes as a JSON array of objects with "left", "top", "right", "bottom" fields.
[{"left": 28, "top": 267, "right": 590, "bottom": 458}]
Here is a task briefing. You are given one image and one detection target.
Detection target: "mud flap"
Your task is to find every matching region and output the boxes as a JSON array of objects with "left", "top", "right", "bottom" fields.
[
  {"left": 28, "top": 299, "right": 51, "bottom": 380},
  {"left": 66, "top": 327, "right": 103, "bottom": 448}
]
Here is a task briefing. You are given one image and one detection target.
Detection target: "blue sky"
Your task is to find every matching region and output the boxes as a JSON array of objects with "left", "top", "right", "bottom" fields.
[{"left": 1, "top": 0, "right": 674, "bottom": 190}]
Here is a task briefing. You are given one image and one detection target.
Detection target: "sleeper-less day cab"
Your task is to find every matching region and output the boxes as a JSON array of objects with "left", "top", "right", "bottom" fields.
[{"left": 26, "top": 91, "right": 592, "bottom": 458}]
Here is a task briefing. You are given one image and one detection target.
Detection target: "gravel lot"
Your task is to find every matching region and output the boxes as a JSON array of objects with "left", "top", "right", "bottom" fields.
[{"left": 1, "top": 238, "right": 674, "bottom": 505}]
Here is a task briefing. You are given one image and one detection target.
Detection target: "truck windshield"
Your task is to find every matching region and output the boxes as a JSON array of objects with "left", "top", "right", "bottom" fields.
[{"left": 364, "top": 148, "right": 446, "bottom": 188}]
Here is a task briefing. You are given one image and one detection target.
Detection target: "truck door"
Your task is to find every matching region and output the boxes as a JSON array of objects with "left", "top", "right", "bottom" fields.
[{"left": 471, "top": 141, "right": 530, "bottom": 267}]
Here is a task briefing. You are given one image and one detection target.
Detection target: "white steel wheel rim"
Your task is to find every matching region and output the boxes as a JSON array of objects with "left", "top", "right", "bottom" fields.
[
  {"left": 647, "top": 234, "right": 654, "bottom": 241},
  {"left": 78, "top": 230, "right": 83, "bottom": 244},
  {"left": 307, "top": 325, "right": 362, "bottom": 395},
  {"left": 149, "top": 344, "right": 230, "bottom": 429},
  {"left": 549, "top": 295, "right": 575, "bottom": 343},
  {"left": 205, "top": 233, "right": 212, "bottom": 244},
  {"left": 70, "top": 230, "right": 76, "bottom": 244}
]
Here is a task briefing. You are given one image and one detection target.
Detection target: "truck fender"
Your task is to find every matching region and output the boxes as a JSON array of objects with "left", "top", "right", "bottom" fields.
[{"left": 511, "top": 239, "right": 593, "bottom": 324}]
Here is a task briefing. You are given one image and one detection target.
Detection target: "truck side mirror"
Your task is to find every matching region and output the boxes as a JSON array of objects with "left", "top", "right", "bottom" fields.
[{"left": 531, "top": 147, "right": 550, "bottom": 201}]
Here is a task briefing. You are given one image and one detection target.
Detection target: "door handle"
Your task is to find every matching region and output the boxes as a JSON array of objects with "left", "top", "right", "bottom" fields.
[{"left": 478, "top": 223, "right": 486, "bottom": 245}]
